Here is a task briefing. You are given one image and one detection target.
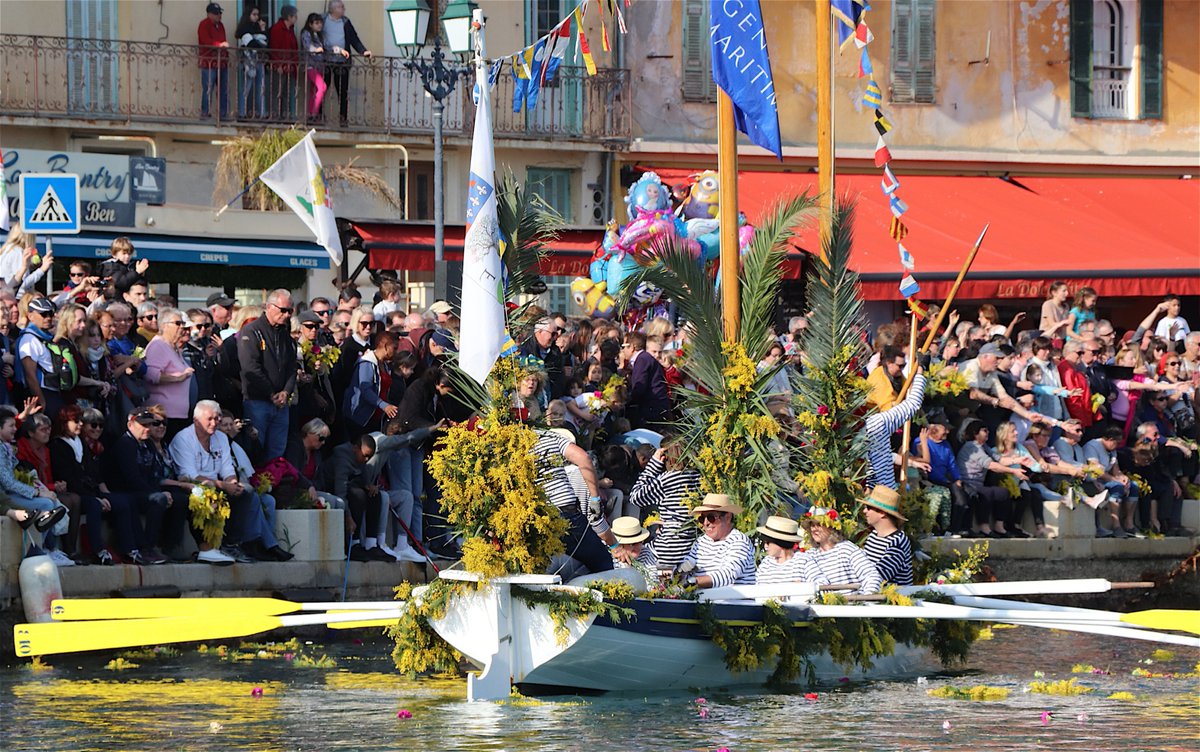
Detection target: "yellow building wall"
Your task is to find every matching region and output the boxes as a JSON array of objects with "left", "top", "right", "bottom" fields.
[{"left": 625, "top": 0, "right": 1200, "bottom": 160}]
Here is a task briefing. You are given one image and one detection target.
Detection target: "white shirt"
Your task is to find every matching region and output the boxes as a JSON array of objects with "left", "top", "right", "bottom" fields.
[
  {"left": 1155, "top": 315, "right": 1191, "bottom": 342},
  {"left": 169, "top": 426, "right": 236, "bottom": 482}
]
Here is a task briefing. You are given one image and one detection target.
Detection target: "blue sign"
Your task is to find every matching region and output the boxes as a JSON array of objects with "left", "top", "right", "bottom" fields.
[
  {"left": 43, "top": 232, "right": 331, "bottom": 270},
  {"left": 19, "top": 173, "right": 81, "bottom": 234}
]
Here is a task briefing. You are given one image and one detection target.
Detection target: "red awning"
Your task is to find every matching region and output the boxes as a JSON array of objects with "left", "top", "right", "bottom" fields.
[
  {"left": 350, "top": 222, "right": 604, "bottom": 278},
  {"left": 644, "top": 169, "right": 1200, "bottom": 300}
]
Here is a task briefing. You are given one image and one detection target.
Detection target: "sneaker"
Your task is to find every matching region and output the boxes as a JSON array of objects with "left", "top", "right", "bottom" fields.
[
  {"left": 1096, "top": 527, "right": 1115, "bottom": 538},
  {"left": 220, "top": 545, "right": 255, "bottom": 564},
  {"left": 47, "top": 549, "right": 76, "bottom": 567},
  {"left": 1113, "top": 527, "right": 1132, "bottom": 539},
  {"left": 396, "top": 547, "right": 426, "bottom": 564},
  {"left": 1062, "top": 487, "right": 1076, "bottom": 510},
  {"left": 134, "top": 549, "right": 169, "bottom": 565},
  {"left": 96, "top": 549, "right": 115, "bottom": 566},
  {"left": 348, "top": 544, "right": 372, "bottom": 562},
  {"left": 366, "top": 546, "right": 398, "bottom": 562},
  {"left": 377, "top": 543, "right": 404, "bottom": 561},
  {"left": 197, "top": 548, "right": 236, "bottom": 565},
  {"left": 1126, "top": 528, "right": 1146, "bottom": 539}
]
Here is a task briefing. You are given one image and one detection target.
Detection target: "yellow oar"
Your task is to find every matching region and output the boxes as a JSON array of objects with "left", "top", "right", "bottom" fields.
[
  {"left": 1121, "top": 609, "right": 1200, "bottom": 636},
  {"left": 15, "top": 608, "right": 405, "bottom": 657},
  {"left": 50, "top": 597, "right": 402, "bottom": 621}
]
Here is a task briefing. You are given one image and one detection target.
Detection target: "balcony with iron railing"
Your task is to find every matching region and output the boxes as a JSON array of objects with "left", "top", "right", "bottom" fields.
[
  {"left": 0, "top": 34, "right": 631, "bottom": 145},
  {"left": 1091, "top": 64, "right": 1132, "bottom": 119}
]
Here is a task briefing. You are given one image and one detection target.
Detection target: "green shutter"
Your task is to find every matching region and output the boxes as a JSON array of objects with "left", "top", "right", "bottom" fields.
[
  {"left": 1140, "top": 0, "right": 1164, "bottom": 119},
  {"left": 528, "top": 168, "right": 574, "bottom": 224},
  {"left": 891, "top": 0, "right": 914, "bottom": 102},
  {"left": 682, "top": 0, "right": 714, "bottom": 102},
  {"left": 913, "top": 0, "right": 936, "bottom": 103},
  {"left": 1069, "top": 0, "right": 1093, "bottom": 118}
]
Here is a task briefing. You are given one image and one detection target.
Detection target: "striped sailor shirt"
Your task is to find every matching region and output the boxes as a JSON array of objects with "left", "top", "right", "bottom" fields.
[
  {"left": 865, "top": 373, "right": 926, "bottom": 489},
  {"left": 628, "top": 457, "right": 700, "bottom": 571},
  {"left": 862, "top": 529, "right": 914, "bottom": 586},
  {"left": 803, "top": 540, "right": 883, "bottom": 594},
  {"left": 755, "top": 552, "right": 810, "bottom": 585},
  {"left": 683, "top": 529, "right": 757, "bottom": 588},
  {"left": 533, "top": 430, "right": 585, "bottom": 516}
]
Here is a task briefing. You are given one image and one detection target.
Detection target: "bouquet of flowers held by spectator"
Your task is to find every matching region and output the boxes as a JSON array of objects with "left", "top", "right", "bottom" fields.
[
  {"left": 252, "top": 471, "right": 274, "bottom": 495},
  {"left": 300, "top": 339, "right": 340, "bottom": 374},
  {"left": 926, "top": 361, "right": 969, "bottom": 398},
  {"left": 187, "top": 482, "right": 231, "bottom": 550}
]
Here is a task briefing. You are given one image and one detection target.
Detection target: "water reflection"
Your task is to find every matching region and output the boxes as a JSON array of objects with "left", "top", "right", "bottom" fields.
[{"left": 1, "top": 630, "right": 1197, "bottom": 752}]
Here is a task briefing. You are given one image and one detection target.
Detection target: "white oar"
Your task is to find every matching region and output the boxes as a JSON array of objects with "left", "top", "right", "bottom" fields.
[
  {"left": 897, "top": 578, "right": 1120, "bottom": 598},
  {"left": 995, "top": 617, "right": 1200, "bottom": 648},
  {"left": 949, "top": 595, "right": 1144, "bottom": 624},
  {"left": 50, "top": 598, "right": 405, "bottom": 621}
]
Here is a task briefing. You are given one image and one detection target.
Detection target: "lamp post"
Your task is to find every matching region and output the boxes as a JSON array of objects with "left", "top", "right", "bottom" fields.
[{"left": 388, "top": 0, "right": 476, "bottom": 303}]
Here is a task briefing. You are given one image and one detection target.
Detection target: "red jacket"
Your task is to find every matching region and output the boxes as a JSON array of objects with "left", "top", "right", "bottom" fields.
[
  {"left": 268, "top": 19, "right": 300, "bottom": 72},
  {"left": 198, "top": 19, "right": 228, "bottom": 69},
  {"left": 1057, "top": 359, "right": 1095, "bottom": 428}
]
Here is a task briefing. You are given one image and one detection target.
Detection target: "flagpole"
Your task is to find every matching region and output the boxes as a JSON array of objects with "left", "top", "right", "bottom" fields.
[
  {"left": 816, "top": 0, "right": 833, "bottom": 256},
  {"left": 717, "top": 89, "right": 740, "bottom": 342}
]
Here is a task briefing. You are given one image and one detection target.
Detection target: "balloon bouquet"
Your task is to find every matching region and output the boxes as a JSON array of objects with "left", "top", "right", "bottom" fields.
[{"left": 572, "top": 170, "right": 755, "bottom": 327}]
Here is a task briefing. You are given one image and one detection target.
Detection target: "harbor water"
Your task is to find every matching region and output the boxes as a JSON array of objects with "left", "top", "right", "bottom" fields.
[{"left": 2, "top": 627, "right": 1197, "bottom": 751}]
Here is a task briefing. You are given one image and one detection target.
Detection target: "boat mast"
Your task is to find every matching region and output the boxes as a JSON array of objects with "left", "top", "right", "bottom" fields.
[
  {"left": 816, "top": 0, "right": 834, "bottom": 255},
  {"left": 717, "top": 90, "right": 741, "bottom": 341}
]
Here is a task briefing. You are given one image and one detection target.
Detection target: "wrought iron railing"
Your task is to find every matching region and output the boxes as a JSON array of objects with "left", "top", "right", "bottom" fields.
[
  {"left": 0, "top": 34, "right": 631, "bottom": 144},
  {"left": 1091, "top": 64, "right": 1131, "bottom": 119}
]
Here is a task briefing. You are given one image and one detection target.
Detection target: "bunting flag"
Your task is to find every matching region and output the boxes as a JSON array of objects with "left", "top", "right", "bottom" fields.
[
  {"left": 907, "top": 297, "right": 929, "bottom": 320},
  {"left": 874, "top": 108, "right": 892, "bottom": 135},
  {"left": 599, "top": 0, "right": 611, "bottom": 51},
  {"left": 610, "top": 0, "right": 627, "bottom": 33},
  {"left": 898, "top": 243, "right": 915, "bottom": 270},
  {"left": 575, "top": 8, "right": 597, "bottom": 75},
  {"left": 889, "top": 195, "right": 908, "bottom": 218},
  {"left": 541, "top": 19, "right": 571, "bottom": 86},
  {"left": 831, "top": 0, "right": 863, "bottom": 50},
  {"left": 880, "top": 164, "right": 900, "bottom": 194},
  {"left": 862, "top": 79, "right": 882, "bottom": 106},
  {"left": 873, "top": 135, "right": 892, "bottom": 167},
  {"left": 899, "top": 274, "right": 921, "bottom": 298},
  {"left": 858, "top": 48, "right": 873, "bottom": 78},
  {"left": 512, "top": 38, "right": 548, "bottom": 113},
  {"left": 854, "top": 21, "right": 874, "bottom": 48},
  {"left": 890, "top": 217, "right": 908, "bottom": 240}
]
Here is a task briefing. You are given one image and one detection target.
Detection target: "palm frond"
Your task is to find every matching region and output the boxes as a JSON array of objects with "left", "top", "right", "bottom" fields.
[
  {"left": 738, "top": 191, "right": 819, "bottom": 360},
  {"left": 496, "top": 171, "right": 562, "bottom": 301}
]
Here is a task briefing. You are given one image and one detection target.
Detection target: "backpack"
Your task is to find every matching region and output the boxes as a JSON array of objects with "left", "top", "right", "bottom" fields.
[{"left": 14, "top": 329, "right": 78, "bottom": 392}]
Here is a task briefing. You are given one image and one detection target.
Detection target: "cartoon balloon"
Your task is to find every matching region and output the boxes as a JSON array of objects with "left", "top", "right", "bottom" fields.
[{"left": 570, "top": 277, "right": 616, "bottom": 319}]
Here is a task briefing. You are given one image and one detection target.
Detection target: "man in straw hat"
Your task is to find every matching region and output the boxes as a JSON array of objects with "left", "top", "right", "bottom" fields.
[
  {"left": 754, "top": 515, "right": 810, "bottom": 585},
  {"left": 860, "top": 486, "right": 914, "bottom": 586},
  {"left": 677, "top": 494, "right": 756, "bottom": 588},
  {"left": 609, "top": 516, "right": 656, "bottom": 571},
  {"left": 800, "top": 506, "right": 882, "bottom": 594}
]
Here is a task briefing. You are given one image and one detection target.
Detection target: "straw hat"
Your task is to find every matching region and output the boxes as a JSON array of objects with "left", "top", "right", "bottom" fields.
[
  {"left": 691, "top": 493, "right": 743, "bottom": 517},
  {"left": 860, "top": 485, "right": 907, "bottom": 522},
  {"left": 611, "top": 516, "right": 650, "bottom": 544},
  {"left": 755, "top": 515, "right": 802, "bottom": 543}
]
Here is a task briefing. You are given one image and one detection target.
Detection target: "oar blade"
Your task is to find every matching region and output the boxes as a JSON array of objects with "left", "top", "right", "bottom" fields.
[
  {"left": 15, "top": 614, "right": 284, "bottom": 657},
  {"left": 327, "top": 617, "right": 403, "bottom": 630},
  {"left": 50, "top": 597, "right": 301, "bottom": 621},
  {"left": 1121, "top": 610, "right": 1200, "bottom": 636}
]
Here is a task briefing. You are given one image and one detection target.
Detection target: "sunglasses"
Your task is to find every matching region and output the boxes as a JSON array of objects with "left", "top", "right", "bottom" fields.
[
  {"left": 69, "top": 272, "right": 86, "bottom": 278},
  {"left": 359, "top": 321, "right": 376, "bottom": 328},
  {"left": 141, "top": 314, "right": 158, "bottom": 320},
  {"left": 317, "top": 435, "right": 328, "bottom": 443},
  {"left": 1166, "top": 361, "right": 1181, "bottom": 366},
  {"left": 272, "top": 304, "right": 294, "bottom": 314},
  {"left": 192, "top": 322, "right": 212, "bottom": 329},
  {"left": 312, "top": 309, "right": 332, "bottom": 317},
  {"left": 699, "top": 512, "right": 727, "bottom": 523},
  {"left": 84, "top": 421, "right": 104, "bottom": 428},
  {"left": 147, "top": 420, "right": 165, "bottom": 427},
  {"left": 301, "top": 322, "right": 319, "bottom": 330}
]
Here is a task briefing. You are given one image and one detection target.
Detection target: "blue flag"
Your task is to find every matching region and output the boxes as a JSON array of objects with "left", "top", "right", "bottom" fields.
[
  {"left": 512, "top": 38, "right": 549, "bottom": 114},
  {"left": 709, "top": 0, "right": 782, "bottom": 160},
  {"left": 831, "top": 0, "right": 863, "bottom": 49}
]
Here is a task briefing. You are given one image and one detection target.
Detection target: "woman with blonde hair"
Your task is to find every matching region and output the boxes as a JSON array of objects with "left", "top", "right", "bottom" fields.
[
  {"left": 0, "top": 224, "right": 37, "bottom": 289},
  {"left": 993, "top": 422, "right": 1040, "bottom": 537}
]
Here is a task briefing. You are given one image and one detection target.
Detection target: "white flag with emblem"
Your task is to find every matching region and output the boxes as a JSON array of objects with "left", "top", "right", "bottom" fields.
[
  {"left": 259, "top": 130, "right": 343, "bottom": 264},
  {"left": 459, "top": 54, "right": 507, "bottom": 385}
]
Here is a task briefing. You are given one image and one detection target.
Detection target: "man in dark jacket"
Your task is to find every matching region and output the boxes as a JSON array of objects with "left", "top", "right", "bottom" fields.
[
  {"left": 322, "top": 0, "right": 372, "bottom": 127},
  {"left": 520, "top": 317, "right": 565, "bottom": 399},
  {"left": 318, "top": 434, "right": 394, "bottom": 561},
  {"left": 237, "top": 289, "right": 297, "bottom": 461},
  {"left": 267, "top": 4, "right": 299, "bottom": 120},
  {"left": 623, "top": 331, "right": 670, "bottom": 430}
]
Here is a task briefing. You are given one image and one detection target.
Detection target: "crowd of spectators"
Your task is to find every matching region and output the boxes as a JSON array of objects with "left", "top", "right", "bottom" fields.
[{"left": 0, "top": 226, "right": 1196, "bottom": 580}]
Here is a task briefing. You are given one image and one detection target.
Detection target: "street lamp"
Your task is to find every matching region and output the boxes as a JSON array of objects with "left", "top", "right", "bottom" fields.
[{"left": 391, "top": 0, "right": 477, "bottom": 303}]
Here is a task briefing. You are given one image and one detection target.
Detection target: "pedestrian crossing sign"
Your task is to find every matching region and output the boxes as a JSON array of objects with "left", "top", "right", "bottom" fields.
[{"left": 19, "top": 173, "right": 80, "bottom": 234}]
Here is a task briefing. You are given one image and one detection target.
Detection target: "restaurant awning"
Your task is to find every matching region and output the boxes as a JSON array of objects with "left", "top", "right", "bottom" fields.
[
  {"left": 41, "top": 231, "right": 332, "bottom": 270},
  {"left": 348, "top": 221, "right": 604, "bottom": 278},
  {"left": 643, "top": 169, "right": 1200, "bottom": 300}
]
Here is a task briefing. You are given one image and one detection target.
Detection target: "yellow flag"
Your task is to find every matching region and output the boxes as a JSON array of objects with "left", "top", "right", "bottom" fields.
[{"left": 575, "top": 8, "right": 597, "bottom": 76}]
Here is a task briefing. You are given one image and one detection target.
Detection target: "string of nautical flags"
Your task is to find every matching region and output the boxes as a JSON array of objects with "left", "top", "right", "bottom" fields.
[
  {"left": 833, "top": 0, "right": 924, "bottom": 320},
  {"left": 477, "top": 0, "right": 631, "bottom": 114}
]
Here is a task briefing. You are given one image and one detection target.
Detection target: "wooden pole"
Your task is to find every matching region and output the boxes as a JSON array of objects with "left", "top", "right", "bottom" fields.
[
  {"left": 895, "top": 224, "right": 990, "bottom": 402},
  {"left": 717, "top": 88, "right": 740, "bottom": 342},
  {"left": 815, "top": 0, "right": 833, "bottom": 256},
  {"left": 897, "top": 313, "right": 920, "bottom": 486}
]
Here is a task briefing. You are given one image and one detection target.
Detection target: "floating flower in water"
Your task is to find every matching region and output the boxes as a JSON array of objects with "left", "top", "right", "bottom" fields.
[
  {"left": 1033, "top": 671, "right": 1045, "bottom": 678},
  {"left": 916, "top": 676, "right": 928, "bottom": 686},
  {"left": 695, "top": 697, "right": 706, "bottom": 705},
  {"left": 209, "top": 722, "right": 224, "bottom": 733},
  {"left": 1076, "top": 713, "right": 1089, "bottom": 723},
  {"left": 942, "top": 721, "right": 951, "bottom": 733},
  {"left": 283, "top": 652, "right": 295, "bottom": 661},
  {"left": 1149, "top": 649, "right": 1175, "bottom": 661},
  {"left": 396, "top": 709, "right": 412, "bottom": 719},
  {"left": 353, "top": 638, "right": 364, "bottom": 646},
  {"left": 250, "top": 687, "right": 263, "bottom": 697},
  {"left": 1029, "top": 679, "right": 1093, "bottom": 696},
  {"left": 838, "top": 677, "right": 849, "bottom": 683},
  {"left": 698, "top": 708, "right": 709, "bottom": 719},
  {"left": 256, "top": 650, "right": 270, "bottom": 659},
  {"left": 804, "top": 693, "right": 819, "bottom": 701},
  {"left": 928, "top": 685, "right": 1009, "bottom": 701},
  {"left": 1041, "top": 711, "right": 1053, "bottom": 725},
  {"left": 1107, "top": 691, "right": 1139, "bottom": 701}
]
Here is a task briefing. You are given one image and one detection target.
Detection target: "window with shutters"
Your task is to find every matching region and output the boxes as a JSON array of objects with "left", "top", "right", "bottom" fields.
[
  {"left": 1070, "top": 0, "right": 1162, "bottom": 120},
  {"left": 681, "top": 0, "right": 716, "bottom": 103},
  {"left": 527, "top": 168, "right": 574, "bottom": 224},
  {"left": 66, "top": 0, "right": 119, "bottom": 116},
  {"left": 890, "top": 0, "right": 936, "bottom": 104}
]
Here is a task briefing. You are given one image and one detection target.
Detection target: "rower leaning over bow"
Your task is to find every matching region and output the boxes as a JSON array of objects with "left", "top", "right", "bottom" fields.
[
  {"left": 677, "top": 494, "right": 756, "bottom": 588},
  {"left": 860, "top": 485, "right": 914, "bottom": 586}
]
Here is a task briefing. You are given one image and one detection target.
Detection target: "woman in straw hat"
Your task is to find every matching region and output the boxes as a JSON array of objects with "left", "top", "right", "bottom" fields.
[
  {"left": 754, "top": 515, "right": 808, "bottom": 585},
  {"left": 609, "top": 516, "right": 656, "bottom": 571},
  {"left": 860, "top": 486, "right": 914, "bottom": 586},
  {"left": 800, "top": 506, "right": 882, "bottom": 594},
  {"left": 677, "top": 494, "right": 756, "bottom": 589}
]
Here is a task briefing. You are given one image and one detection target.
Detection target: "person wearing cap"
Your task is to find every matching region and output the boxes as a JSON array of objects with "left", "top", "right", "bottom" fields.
[
  {"left": 295, "top": 309, "right": 337, "bottom": 427},
  {"left": 860, "top": 486, "right": 913, "bottom": 586},
  {"left": 427, "top": 300, "right": 453, "bottom": 326},
  {"left": 198, "top": 2, "right": 230, "bottom": 120},
  {"left": 677, "top": 494, "right": 755, "bottom": 588},
  {"left": 237, "top": 289, "right": 298, "bottom": 461},
  {"left": 609, "top": 516, "right": 656, "bottom": 571},
  {"left": 754, "top": 515, "right": 808, "bottom": 586},
  {"left": 16, "top": 296, "right": 67, "bottom": 418},
  {"left": 801, "top": 506, "right": 881, "bottom": 594},
  {"left": 522, "top": 317, "right": 566, "bottom": 400},
  {"left": 206, "top": 291, "right": 236, "bottom": 338},
  {"left": 962, "top": 341, "right": 1049, "bottom": 435},
  {"left": 427, "top": 328, "right": 457, "bottom": 370}
]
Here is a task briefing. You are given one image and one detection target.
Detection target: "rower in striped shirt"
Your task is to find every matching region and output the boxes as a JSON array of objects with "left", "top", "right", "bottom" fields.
[
  {"left": 532, "top": 430, "right": 615, "bottom": 574},
  {"left": 801, "top": 507, "right": 882, "bottom": 594},
  {"left": 754, "top": 515, "right": 815, "bottom": 586},
  {"left": 859, "top": 485, "right": 914, "bottom": 586},
  {"left": 865, "top": 370, "right": 927, "bottom": 490},
  {"left": 628, "top": 445, "right": 700, "bottom": 572},
  {"left": 679, "top": 494, "right": 756, "bottom": 588}
]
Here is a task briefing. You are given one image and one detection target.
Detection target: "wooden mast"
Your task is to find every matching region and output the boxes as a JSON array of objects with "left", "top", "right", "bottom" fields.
[
  {"left": 718, "top": 90, "right": 740, "bottom": 341},
  {"left": 816, "top": 0, "right": 834, "bottom": 255}
]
